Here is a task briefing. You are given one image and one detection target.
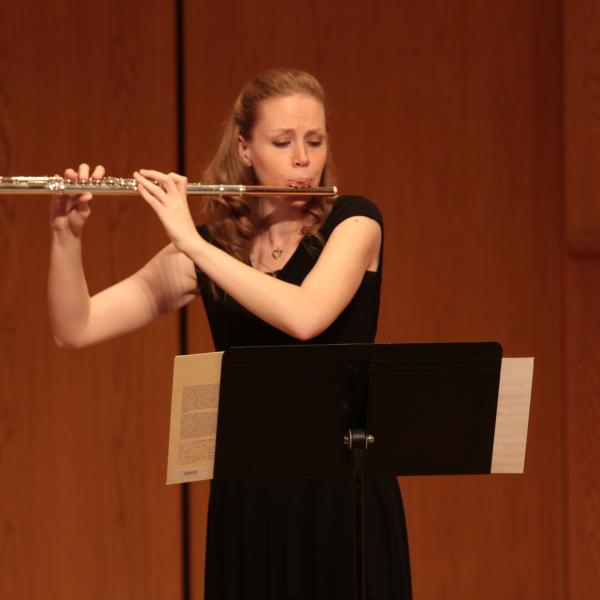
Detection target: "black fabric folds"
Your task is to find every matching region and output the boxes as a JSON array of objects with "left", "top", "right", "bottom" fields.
[{"left": 196, "top": 196, "right": 412, "bottom": 600}]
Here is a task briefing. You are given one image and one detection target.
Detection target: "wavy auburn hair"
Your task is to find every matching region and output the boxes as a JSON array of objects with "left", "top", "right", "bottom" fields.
[{"left": 201, "top": 68, "right": 337, "bottom": 263}]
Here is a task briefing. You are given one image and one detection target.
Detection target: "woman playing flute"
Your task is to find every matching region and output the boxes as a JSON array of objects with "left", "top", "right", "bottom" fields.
[{"left": 48, "top": 68, "right": 412, "bottom": 599}]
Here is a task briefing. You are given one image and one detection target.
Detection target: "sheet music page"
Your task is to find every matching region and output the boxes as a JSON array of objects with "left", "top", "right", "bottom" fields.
[
  {"left": 166, "top": 351, "right": 224, "bottom": 484},
  {"left": 491, "top": 357, "right": 534, "bottom": 474}
]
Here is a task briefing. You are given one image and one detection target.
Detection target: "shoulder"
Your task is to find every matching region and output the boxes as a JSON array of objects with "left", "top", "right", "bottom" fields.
[{"left": 322, "top": 195, "right": 383, "bottom": 235}]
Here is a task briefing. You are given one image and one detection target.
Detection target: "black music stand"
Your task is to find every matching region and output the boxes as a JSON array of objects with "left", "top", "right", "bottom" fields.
[{"left": 212, "top": 342, "right": 503, "bottom": 600}]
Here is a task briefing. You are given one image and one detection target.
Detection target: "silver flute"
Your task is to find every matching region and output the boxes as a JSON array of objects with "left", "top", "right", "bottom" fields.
[{"left": 0, "top": 176, "right": 338, "bottom": 197}]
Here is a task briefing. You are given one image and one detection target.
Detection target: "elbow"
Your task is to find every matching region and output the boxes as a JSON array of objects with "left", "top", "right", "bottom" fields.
[
  {"left": 53, "top": 335, "right": 77, "bottom": 349},
  {"left": 291, "top": 328, "right": 313, "bottom": 342},
  {"left": 52, "top": 330, "right": 86, "bottom": 350},
  {"left": 49, "top": 313, "right": 91, "bottom": 349},
  {"left": 287, "top": 315, "right": 328, "bottom": 342}
]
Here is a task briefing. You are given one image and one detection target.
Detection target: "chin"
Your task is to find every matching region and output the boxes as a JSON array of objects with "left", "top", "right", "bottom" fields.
[{"left": 288, "top": 197, "right": 310, "bottom": 207}]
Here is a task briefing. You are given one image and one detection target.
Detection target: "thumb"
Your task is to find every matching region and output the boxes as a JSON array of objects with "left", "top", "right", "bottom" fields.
[{"left": 77, "top": 198, "right": 92, "bottom": 217}]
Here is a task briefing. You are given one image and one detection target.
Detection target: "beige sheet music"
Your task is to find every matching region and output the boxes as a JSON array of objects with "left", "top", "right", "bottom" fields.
[
  {"left": 491, "top": 357, "right": 534, "bottom": 473},
  {"left": 166, "top": 351, "right": 223, "bottom": 484}
]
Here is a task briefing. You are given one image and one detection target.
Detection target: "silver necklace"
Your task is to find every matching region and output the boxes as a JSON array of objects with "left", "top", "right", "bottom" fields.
[
  {"left": 260, "top": 224, "right": 303, "bottom": 261},
  {"left": 269, "top": 232, "right": 300, "bottom": 260},
  {"left": 251, "top": 255, "right": 281, "bottom": 277}
]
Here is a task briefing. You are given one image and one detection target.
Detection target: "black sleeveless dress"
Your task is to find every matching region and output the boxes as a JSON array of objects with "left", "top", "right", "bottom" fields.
[{"left": 196, "top": 196, "right": 412, "bottom": 600}]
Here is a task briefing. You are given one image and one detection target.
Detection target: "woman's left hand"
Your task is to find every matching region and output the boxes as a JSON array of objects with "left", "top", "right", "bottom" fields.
[{"left": 133, "top": 169, "right": 199, "bottom": 253}]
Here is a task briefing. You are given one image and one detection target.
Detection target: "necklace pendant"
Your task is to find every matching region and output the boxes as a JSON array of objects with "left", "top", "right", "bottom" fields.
[{"left": 272, "top": 247, "right": 283, "bottom": 260}]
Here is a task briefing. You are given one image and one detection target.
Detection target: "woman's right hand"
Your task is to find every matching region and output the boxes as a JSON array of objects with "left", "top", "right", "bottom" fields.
[{"left": 50, "top": 163, "right": 105, "bottom": 237}]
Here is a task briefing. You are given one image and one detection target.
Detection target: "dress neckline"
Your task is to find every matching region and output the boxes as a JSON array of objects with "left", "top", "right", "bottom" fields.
[{"left": 254, "top": 237, "right": 306, "bottom": 276}]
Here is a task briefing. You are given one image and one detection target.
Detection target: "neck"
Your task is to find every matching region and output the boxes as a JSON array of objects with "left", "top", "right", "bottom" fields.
[{"left": 258, "top": 197, "right": 306, "bottom": 239}]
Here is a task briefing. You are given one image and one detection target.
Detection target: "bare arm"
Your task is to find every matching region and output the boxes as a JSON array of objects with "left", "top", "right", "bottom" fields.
[
  {"left": 184, "top": 216, "right": 381, "bottom": 340},
  {"left": 135, "top": 170, "right": 381, "bottom": 341},
  {"left": 48, "top": 164, "right": 199, "bottom": 349},
  {"left": 49, "top": 241, "right": 199, "bottom": 348}
]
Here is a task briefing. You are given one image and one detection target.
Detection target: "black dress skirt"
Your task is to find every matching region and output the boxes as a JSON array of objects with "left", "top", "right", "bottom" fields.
[{"left": 196, "top": 196, "right": 412, "bottom": 600}]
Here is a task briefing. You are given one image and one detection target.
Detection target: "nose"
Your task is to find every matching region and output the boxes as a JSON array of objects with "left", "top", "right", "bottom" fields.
[{"left": 292, "top": 143, "right": 309, "bottom": 167}]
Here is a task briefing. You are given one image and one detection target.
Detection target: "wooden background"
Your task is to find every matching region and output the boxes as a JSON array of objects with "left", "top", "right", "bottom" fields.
[{"left": 0, "top": 0, "right": 597, "bottom": 598}]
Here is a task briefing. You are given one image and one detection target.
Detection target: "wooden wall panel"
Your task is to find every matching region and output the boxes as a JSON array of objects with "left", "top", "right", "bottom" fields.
[
  {"left": 565, "top": 0, "right": 600, "bottom": 252},
  {"left": 565, "top": 0, "right": 600, "bottom": 596},
  {"left": 566, "top": 260, "right": 600, "bottom": 598},
  {"left": 184, "top": 1, "right": 565, "bottom": 599},
  {"left": 366, "top": 4, "right": 565, "bottom": 598},
  {"left": 0, "top": 2, "right": 183, "bottom": 598}
]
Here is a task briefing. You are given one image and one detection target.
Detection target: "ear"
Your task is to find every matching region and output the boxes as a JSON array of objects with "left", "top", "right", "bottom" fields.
[{"left": 237, "top": 135, "right": 252, "bottom": 167}]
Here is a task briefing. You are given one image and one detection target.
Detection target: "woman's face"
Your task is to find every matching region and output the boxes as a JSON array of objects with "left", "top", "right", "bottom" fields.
[{"left": 238, "top": 93, "right": 327, "bottom": 189}]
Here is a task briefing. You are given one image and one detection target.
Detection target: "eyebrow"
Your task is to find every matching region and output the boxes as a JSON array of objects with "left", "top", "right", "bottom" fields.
[{"left": 269, "top": 128, "right": 326, "bottom": 136}]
